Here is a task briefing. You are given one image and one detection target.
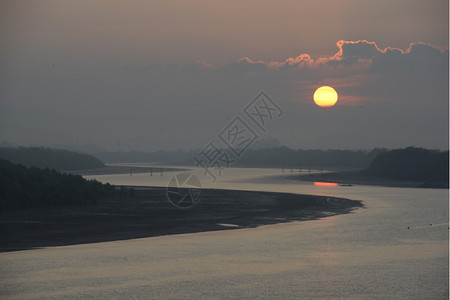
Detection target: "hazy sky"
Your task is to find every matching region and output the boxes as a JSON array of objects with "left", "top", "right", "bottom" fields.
[{"left": 1, "top": 0, "right": 448, "bottom": 151}]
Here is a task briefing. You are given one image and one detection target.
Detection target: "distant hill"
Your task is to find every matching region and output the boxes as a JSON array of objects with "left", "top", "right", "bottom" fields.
[
  {"left": 98, "top": 147, "right": 387, "bottom": 169},
  {"left": 0, "top": 147, "right": 104, "bottom": 171},
  {"left": 0, "top": 159, "right": 114, "bottom": 211},
  {"left": 238, "top": 147, "right": 386, "bottom": 168},
  {"left": 98, "top": 149, "right": 196, "bottom": 164},
  {"left": 364, "top": 147, "right": 449, "bottom": 184}
]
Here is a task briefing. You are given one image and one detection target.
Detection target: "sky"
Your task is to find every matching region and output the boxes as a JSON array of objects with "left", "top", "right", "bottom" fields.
[{"left": 0, "top": 0, "right": 449, "bottom": 151}]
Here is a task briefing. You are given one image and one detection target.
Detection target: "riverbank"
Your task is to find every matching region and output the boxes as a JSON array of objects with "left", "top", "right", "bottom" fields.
[
  {"left": 66, "top": 165, "right": 187, "bottom": 176},
  {"left": 0, "top": 187, "right": 362, "bottom": 252},
  {"left": 290, "top": 170, "right": 449, "bottom": 189}
]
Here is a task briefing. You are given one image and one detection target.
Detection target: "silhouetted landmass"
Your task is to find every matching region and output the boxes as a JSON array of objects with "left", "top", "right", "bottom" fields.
[
  {"left": 98, "top": 147, "right": 387, "bottom": 168},
  {"left": 364, "top": 147, "right": 449, "bottom": 183},
  {"left": 294, "top": 147, "right": 449, "bottom": 188},
  {"left": 0, "top": 186, "right": 362, "bottom": 252},
  {"left": 0, "top": 147, "right": 105, "bottom": 170},
  {"left": 0, "top": 159, "right": 119, "bottom": 211}
]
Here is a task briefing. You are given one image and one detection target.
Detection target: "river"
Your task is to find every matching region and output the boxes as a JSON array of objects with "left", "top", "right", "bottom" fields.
[{"left": 0, "top": 165, "right": 448, "bottom": 299}]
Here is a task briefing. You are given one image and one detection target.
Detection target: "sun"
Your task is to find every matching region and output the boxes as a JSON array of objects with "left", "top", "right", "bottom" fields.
[{"left": 313, "top": 86, "right": 338, "bottom": 107}]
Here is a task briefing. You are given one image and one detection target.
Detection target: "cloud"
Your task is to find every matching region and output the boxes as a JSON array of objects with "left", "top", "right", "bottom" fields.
[
  {"left": 217, "top": 40, "right": 447, "bottom": 73},
  {"left": 371, "top": 42, "right": 448, "bottom": 74},
  {"left": 337, "top": 40, "right": 382, "bottom": 58},
  {"left": 220, "top": 57, "right": 269, "bottom": 73},
  {"left": 212, "top": 40, "right": 448, "bottom": 106},
  {"left": 1, "top": 40, "right": 448, "bottom": 150}
]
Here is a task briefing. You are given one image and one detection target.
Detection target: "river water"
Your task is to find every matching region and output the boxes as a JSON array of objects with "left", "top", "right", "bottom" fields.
[{"left": 0, "top": 165, "right": 448, "bottom": 299}]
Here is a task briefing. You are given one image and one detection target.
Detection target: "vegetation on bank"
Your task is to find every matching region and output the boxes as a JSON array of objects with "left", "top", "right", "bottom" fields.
[
  {"left": 0, "top": 147, "right": 105, "bottom": 170},
  {"left": 0, "top": 159, "right": 116, "bottom": 211},
  {"left": 364, "top": 147, "right": 449, "bottom": 183}
]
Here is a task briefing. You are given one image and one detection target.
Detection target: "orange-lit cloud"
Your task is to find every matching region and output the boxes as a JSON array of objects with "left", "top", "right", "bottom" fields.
[
  {"left": 212, "top": 40, "right": 447, "bottom": 106},
  {"left": 224, "top": 40, "right": 447, "bottom": 70}
]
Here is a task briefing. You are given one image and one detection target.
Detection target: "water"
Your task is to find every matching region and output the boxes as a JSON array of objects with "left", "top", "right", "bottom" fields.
[{"left": 0, "top": 165, "right": 448, "bottom": 299}]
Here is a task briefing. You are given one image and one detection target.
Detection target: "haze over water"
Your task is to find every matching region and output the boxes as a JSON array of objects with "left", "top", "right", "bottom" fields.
[{"left": 1, "top": 167, "right": 447, "bottom": 299}]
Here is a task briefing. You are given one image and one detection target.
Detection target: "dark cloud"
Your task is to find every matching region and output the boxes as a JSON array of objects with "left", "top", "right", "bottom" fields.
[
  {"left": 220, "top": 57, "right": 269, "bottom": 73},
  {"left": 370, "top": 42, "right": 448, "bottom": 74}
]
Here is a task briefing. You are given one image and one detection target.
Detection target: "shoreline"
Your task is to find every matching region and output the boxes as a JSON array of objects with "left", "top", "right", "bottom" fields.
[
  {"left": 66, "top": 165, "right": 188, "bottom": 176},
  {"left": 288, "top": 170, "right": 449, "bottom": 189},
  {"left": 73, "top": 165, "right": 448, "bottom": 189},
  {"left": 0, "top": 186, "right": 362, "bottom": 252}
]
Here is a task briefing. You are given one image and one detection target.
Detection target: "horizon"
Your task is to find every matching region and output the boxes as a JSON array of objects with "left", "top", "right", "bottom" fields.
[{"left": 1, "top": 141, "right": 448, "bottom": 156}]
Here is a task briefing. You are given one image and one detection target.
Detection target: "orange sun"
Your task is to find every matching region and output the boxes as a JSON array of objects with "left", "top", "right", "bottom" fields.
[{"left": 313, "top": 86, "right": 338, "bottom": 107}]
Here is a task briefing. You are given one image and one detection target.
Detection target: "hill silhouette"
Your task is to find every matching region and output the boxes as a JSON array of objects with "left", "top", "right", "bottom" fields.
[
  {"left": 0, "top": 147, "right": 104, "bottom": 170},
  {"left": 364, "top": 147, "right": 449, "bottom": 183},
  {"left": 0, "top": 159, "right": 116, "bottom": 211}
]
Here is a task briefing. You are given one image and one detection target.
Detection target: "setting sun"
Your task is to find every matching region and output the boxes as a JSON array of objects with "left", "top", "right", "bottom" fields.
[{"left": 313, "top": 86, "right": 338, "bottom": 107}]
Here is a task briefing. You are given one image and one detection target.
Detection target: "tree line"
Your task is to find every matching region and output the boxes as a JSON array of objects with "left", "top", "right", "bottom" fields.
[
  {"left": 0, "top": 159, "right": 114, "bottom": 211},
  {"left": 0, "top": 147, "right": 104, "bottom": 171},
  {"left": 364, "top": 147, "right": 449, "bottom": 183}
]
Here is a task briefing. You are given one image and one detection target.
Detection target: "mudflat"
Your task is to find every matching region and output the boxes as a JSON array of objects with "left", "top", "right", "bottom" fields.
[{"left": 0, "top": 187, "right": 362, "bottom": 252}]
